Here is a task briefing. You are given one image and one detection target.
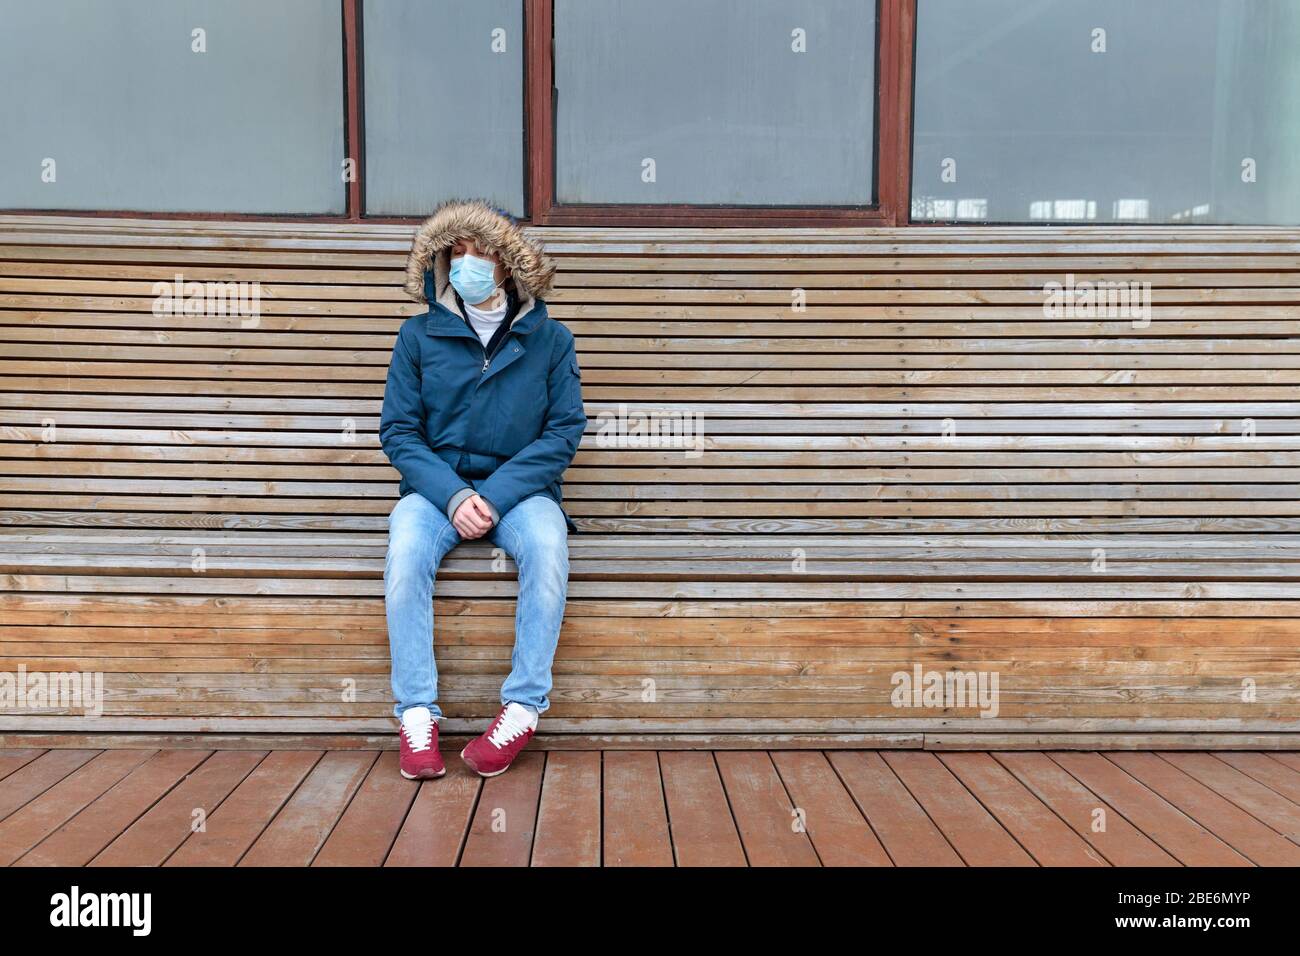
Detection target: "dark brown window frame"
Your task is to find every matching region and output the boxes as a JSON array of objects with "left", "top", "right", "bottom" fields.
[
  {"left": 526, "top": 0, "right": 915, "bottom": 227},
  {"left": 0, "top": 0, "right": 917, "bottom": 227}
]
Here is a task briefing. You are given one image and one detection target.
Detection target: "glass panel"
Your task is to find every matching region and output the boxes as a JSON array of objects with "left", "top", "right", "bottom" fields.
[
  {"left": 0, "top": 0, "right": 344, "bottom": 214},
  {"left": 363, "top": 0, "right": 525, "bottom": 217},
  {"left": 555, "top": 0, "right": 875, "bottom": 206},
  {"left": 912, "top": 0, "right": 1300, "bottom": 225}
]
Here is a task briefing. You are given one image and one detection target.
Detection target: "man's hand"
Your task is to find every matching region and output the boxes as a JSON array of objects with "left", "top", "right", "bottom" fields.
[{"left": 452, "top": 494, "right": 495, "bottom": 539}]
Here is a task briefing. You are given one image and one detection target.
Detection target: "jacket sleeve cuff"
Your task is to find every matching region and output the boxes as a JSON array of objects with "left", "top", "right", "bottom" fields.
[
  {"left": 446, "top": 488, "right": 500, "bottom": 527},
  {"left": 445, "top": 487, "right": 476, "bottom": 523}
]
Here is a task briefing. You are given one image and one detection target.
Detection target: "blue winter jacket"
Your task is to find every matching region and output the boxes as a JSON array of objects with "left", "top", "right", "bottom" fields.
[{"left": 379, "top": 272, "right": 586, "bottom": 532}]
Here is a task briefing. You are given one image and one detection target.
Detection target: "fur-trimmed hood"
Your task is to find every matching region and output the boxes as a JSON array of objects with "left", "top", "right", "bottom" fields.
[{"left": 404, "top": 200, "right": 556, "bottom": 315}]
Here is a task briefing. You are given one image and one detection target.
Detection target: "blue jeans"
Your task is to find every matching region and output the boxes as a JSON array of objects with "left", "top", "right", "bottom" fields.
[{"left": 384, "top": 491, "right": 570, "bottom": 720}]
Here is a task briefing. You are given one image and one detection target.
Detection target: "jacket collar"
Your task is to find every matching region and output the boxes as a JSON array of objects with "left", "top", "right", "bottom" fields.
[{"left": 425, "top": 294, "right": 547, "bottom": 340}]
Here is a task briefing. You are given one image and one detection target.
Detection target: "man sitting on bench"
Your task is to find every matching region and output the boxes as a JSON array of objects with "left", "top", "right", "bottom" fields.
[{"left": 379, "top": 200, "right": 585, "bottom": 779}]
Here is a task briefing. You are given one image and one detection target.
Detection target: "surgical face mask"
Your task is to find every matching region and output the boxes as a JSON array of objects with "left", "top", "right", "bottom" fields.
[{"left": 449, "top": 252, "right": 501, "bottom": 305}]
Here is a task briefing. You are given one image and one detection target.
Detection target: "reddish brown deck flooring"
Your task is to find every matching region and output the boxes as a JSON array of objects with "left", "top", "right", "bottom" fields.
[{"left": 2, "top": 748, "right": 1298, "bottom": 867}]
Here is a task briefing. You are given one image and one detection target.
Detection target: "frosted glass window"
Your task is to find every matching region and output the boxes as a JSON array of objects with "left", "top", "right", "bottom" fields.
[
  {"left": 0, "top": 0, "right": 345, "bottom": 214},
  {"left": 363, "top": 0, "right": 525, "bottom": 217},
  {"left": 912, "top": 0, "right": 1300, "bottom": 224},
  {"left": 555, "top": 0, "right": 876, "bottom": 206}
]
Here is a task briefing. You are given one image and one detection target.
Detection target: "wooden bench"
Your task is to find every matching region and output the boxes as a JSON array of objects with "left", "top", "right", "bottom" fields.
[{"left": 2, "top": 216, "right": 1298, "bottom": 748}]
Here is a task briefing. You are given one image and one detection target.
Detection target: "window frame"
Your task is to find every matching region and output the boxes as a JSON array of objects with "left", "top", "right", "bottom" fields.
[
  {"left": 7, "top": 1, "right": 1291, "bottom": 228},
  {"left": 527, "top": 0, "right": 916, "bottom": 227},
  {"left": 0, "top": 0, "right": 918, "bottom": 225}
]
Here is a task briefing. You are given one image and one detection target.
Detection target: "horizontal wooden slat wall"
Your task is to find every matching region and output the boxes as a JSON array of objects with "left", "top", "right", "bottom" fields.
[{"left": 1, "top": 216, "right": 1298, "bottom": 744}]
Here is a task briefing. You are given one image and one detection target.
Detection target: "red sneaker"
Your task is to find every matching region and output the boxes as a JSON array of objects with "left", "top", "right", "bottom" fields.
[
  {"left": 460, "top": 703, "right": 537, "bottom": 777},
  {"left": 398, "top": 706, "right": 445, "bottom": 779}
]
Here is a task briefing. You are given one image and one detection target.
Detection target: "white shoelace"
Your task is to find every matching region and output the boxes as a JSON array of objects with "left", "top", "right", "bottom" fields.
[
  {"left": 487, "top": 705, "right": 534, "bottom": 749},
  {"left": 401, "top": 708, "right": 434, "bottom": 753}
]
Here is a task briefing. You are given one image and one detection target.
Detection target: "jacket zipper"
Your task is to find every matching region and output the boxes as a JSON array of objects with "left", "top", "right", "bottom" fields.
[
  {"left": 431, "top": 299, "right": 530, "bottom": 377},
  {"left": 481, "top": 314, "right": 515, "bottom": 375}
]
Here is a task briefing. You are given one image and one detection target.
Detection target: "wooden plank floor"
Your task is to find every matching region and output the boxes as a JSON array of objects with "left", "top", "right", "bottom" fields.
[{"left": 2, "top": 748, "right": 1298, "bottom": 867}]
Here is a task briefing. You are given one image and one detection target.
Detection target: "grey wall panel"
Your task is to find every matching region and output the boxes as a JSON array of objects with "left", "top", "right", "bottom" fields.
[
  {"left": 0, "top": 0, "right": 345, "bottom": 214},
  {"left": 554, "top": 0, "right": 875, "bottom": 206},
  {"left": 363, "top": 0, "right": 524, "bottom": 218},
  {"left": 912, "top": 0, "right": 1300, "bottom": 225}
]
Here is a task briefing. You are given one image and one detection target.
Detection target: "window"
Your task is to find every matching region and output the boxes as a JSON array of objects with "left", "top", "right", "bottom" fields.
[
  {"left": 0, "top": 0, "right": 345, "bottom": 215},
  {"left": 363, "top": 0, "right": 526, "bottom": 217},
  {"left": 552, "top": 0, "right": 877, "bottom": 207},
  {"left": 5, "top": 0, "right": 1296, "bottom": 227},
  {"left": 911, "top": 0, "right": 1300, "bottom": 224}
]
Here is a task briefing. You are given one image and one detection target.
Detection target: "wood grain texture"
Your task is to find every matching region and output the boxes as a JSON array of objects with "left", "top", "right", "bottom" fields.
[
  {"left": 531, "top": 751, "right": 601, "bottom": 867},
  {"left": 312, "top": 752, "right": 418, "bottom": 866},
  {"left": 658, "top": 751, "right": 747, "bottom": 867},
  {"left": 992, "top": 751, "right": 1178, "bottom": 867},
  {"left": 1049, "top": 752, "right": 1252, "bottom": 866},
  {"left": 771, "top": 749, "right": 892, "bottom": 866},
  {"left": 15, "top": 749, "right": 209, "bottom": 866},
  {"left": 0, "top": 749, "right": 98, "bottom": 819},
  {"left": 715, "top": 751, "right": 820, "bottom": 866},
  {"left": 1104, "top": 752, "right": 1300, "bottom": 866},
  {"left": 0, "top": 744, "right": 1292, "bottom": 867},
  {"left": 384, "top": 761, "right": 480, "bottom": 867},
  {"left": 603, "top": 751, "right": 673, "bottom": 867},
  {"left": 937, "top": 752, "right": 1107, "bottom": 866},
  {"left": 165, "top": 750, "right": 322, "bottom": 866},
  {"left": 237, "top": 751, "right": 375, "bottom": 866},
  {"left": 881, "top": 751, "right": 1035, "bottom": 866},
  {"left": 0, "top": 749, "right": 153, "bottom": 865},
  {"left": 90, "top": 749, "right": 266, "bottom": 866},
  {"left": 459, "top": 751, "right": 544, "bottom": 867},
  {"left": 2, "top": 217, "right": 1297, "bottom": 738}
]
